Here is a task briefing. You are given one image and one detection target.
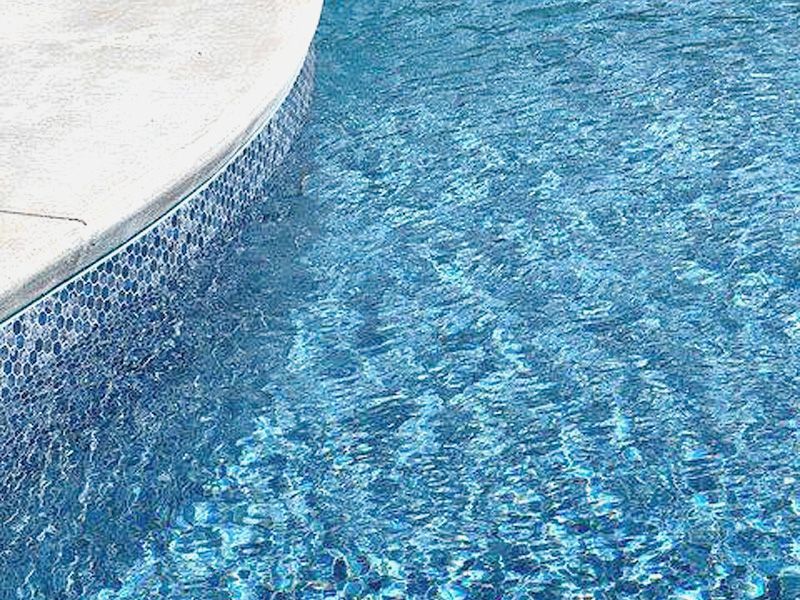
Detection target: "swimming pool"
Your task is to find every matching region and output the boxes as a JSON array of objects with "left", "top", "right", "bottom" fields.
[{"left": 5, "top": 0, "right": 800, "bottom": 597}]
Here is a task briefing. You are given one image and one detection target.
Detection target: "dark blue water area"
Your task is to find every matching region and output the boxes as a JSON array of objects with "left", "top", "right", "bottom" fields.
[{"left": 4, "top": 0, "right": 800, "bottom": 597}]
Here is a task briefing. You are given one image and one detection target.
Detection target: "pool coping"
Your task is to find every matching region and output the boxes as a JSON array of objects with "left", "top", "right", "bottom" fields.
[{"left": 0, "top": 0, "right": 323, "bottom": 324}]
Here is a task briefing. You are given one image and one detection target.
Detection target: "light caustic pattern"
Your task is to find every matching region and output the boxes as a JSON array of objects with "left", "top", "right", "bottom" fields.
[{"left": 6, "top": 1, "right": 800, "bottom": 598}]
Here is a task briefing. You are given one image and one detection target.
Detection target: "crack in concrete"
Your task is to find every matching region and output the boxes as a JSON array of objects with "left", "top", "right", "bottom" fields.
[{"left": 0, "top": 209, "right": 87, "bottom": 226}]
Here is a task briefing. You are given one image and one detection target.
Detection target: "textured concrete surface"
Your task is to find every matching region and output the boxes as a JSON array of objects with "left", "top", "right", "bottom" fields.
[{"left": 0, "top": 0, "right": 322, "bottom": 321}]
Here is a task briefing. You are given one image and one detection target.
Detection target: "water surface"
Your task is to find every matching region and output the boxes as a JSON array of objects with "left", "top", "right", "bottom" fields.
[{"left": 6, "top": 0, "right": 800, "bottom": 598}]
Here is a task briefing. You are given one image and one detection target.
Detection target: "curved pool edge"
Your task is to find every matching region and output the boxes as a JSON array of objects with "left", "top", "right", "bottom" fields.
[
  {"left": 0, "top": 50, "right": 317, "bottom": 401},
  {"left": 0, "top": 0, "right": 323, "bottom": 325}
]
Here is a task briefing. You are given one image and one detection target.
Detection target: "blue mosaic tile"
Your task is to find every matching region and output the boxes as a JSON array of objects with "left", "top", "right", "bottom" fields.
[{"left": 0, "top": 52, "right": 315, "bottom": 401}]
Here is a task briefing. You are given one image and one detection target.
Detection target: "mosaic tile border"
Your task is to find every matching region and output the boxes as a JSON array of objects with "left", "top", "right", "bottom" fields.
[{"left": 0, "top": 52, "right": 315, "bottom": 402}]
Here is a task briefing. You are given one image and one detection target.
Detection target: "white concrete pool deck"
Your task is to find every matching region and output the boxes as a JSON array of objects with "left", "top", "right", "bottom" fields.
[{"left": 0, "top": 0, "right": 322, "bottom": 322}]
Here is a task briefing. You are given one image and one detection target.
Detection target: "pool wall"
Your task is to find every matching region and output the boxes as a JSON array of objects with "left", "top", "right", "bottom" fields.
[{"left": 0, "top": 53, "right": 315, "bottom": 402}]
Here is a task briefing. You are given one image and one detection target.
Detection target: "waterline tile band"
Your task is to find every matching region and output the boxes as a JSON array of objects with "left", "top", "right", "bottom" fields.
[{"left": 0, "top": 52, "right": 315, "bottom": 403}]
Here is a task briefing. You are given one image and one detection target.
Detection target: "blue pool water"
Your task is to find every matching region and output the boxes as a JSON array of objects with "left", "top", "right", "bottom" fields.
[{"left": 5, "top": 0, "right": 800, "bottom": 597}]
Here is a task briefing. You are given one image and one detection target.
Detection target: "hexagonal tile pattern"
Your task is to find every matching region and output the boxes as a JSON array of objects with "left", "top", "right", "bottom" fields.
[{"left": 0, "top": 52, "right": 315, "bottom": 401}]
